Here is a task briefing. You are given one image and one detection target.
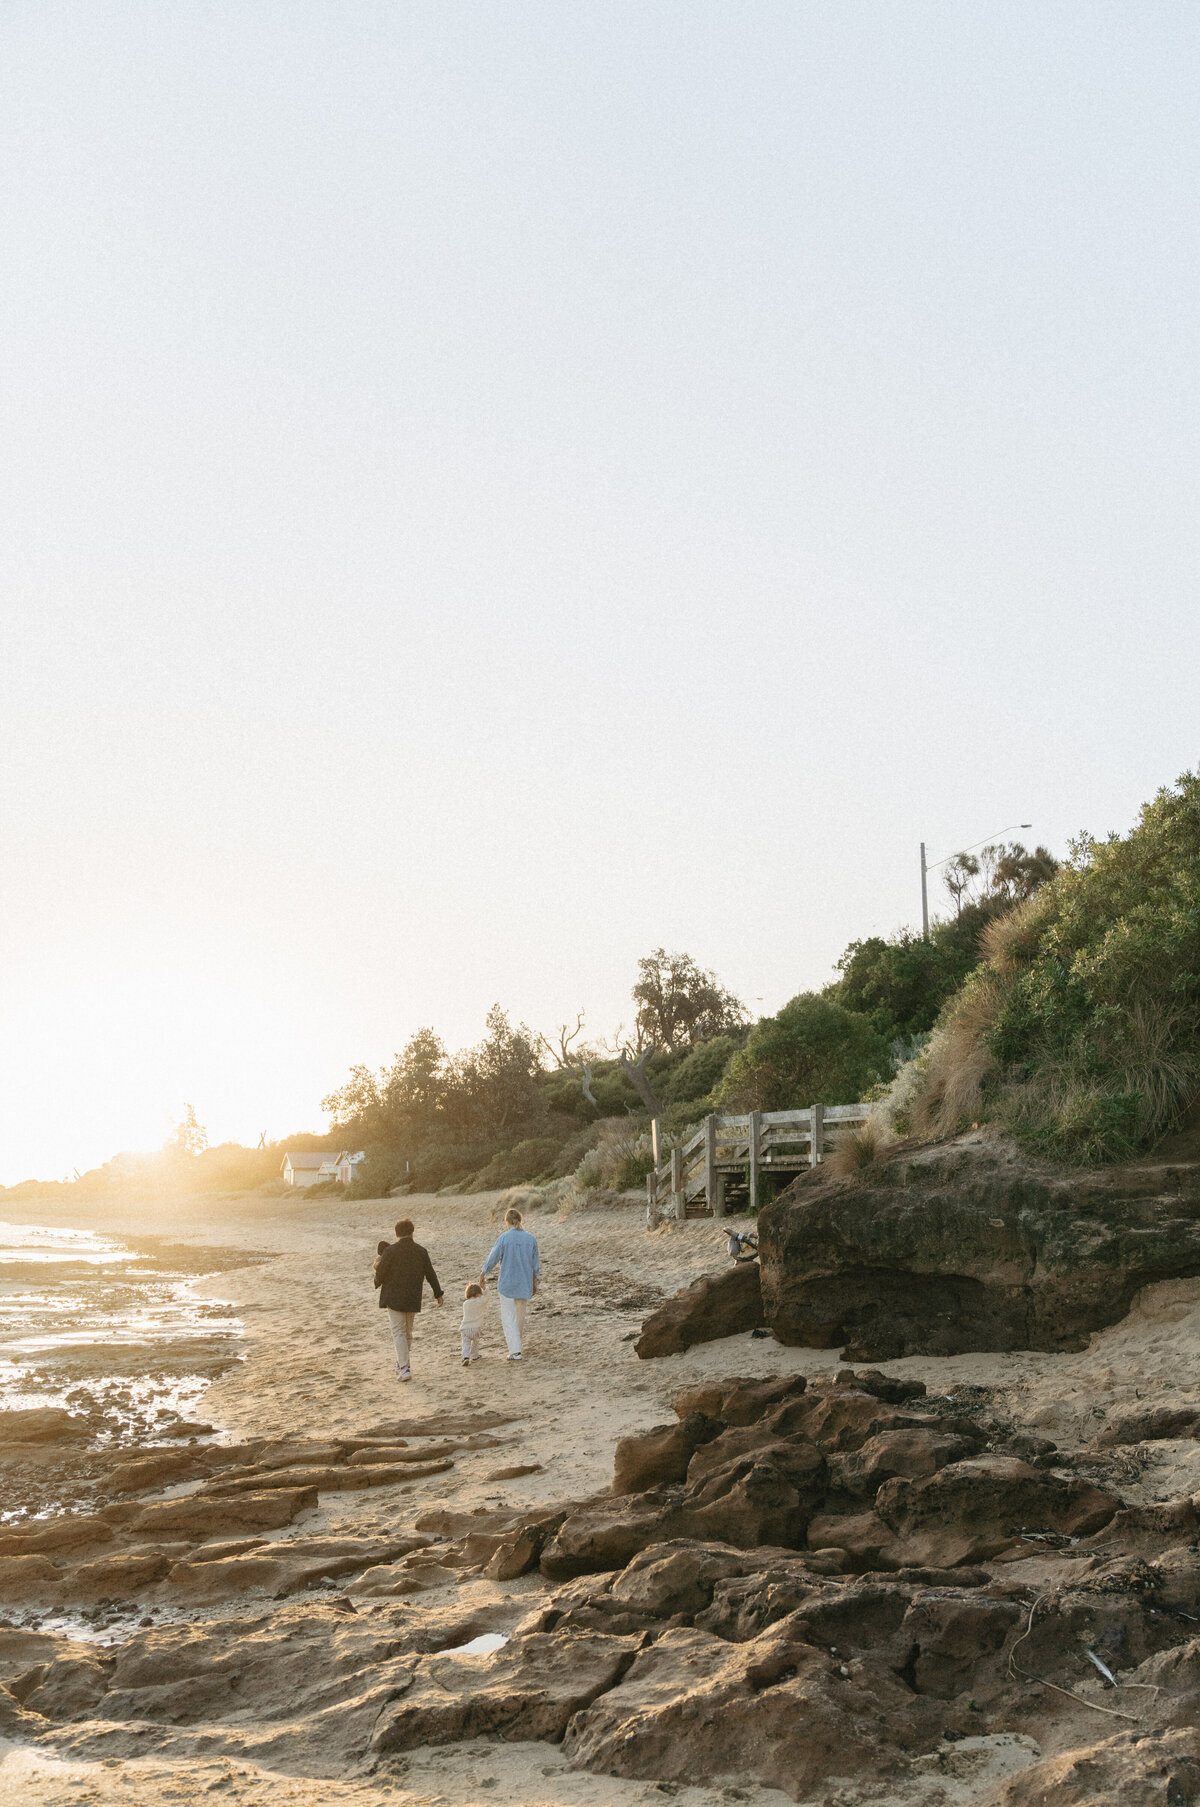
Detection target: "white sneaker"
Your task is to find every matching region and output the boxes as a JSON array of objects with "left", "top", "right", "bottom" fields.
[
  {"left": 506, "top": 1352, "right": 522, "bottom": 1362},
  {"left": 399, "top": 1366, "right": 412, "bottom": 1382}
]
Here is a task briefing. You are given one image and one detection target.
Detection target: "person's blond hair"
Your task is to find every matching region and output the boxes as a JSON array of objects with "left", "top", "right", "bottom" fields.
[
  {"left": 504, "top": 1207, "right": 522, "bottom": 1225},
  {"left": 465, "top": 1282, "right": 483, "bottom": 1299}
]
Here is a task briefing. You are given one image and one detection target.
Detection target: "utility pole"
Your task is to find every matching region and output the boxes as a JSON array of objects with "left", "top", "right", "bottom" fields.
[
  {"left": 921, "top": 823, "right": 1031, "bottom": 941},
  {"left": 920, "top": 842, "right": 929, "bottom": 940}
]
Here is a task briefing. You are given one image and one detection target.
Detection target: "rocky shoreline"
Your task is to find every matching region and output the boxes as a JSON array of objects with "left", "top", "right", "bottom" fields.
[
  {"left": 3, "top": 1179, "right": 1200, "bottom": 1806},
  {"left": 5, "top": 1355, "right": 1200, "bottom": 1803}
]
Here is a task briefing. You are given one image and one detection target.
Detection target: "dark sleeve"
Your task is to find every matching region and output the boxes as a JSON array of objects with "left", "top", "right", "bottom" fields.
[{"left": 423, "top": 1247, "right": 442, "bottom": 1299}]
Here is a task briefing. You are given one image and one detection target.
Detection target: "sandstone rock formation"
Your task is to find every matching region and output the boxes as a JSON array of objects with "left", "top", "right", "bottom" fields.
[
  {"left": 0, "top": 1407, "right": 90, "bottom": 1443},
  {"left": 759, "top": 1135, "right": 1200, "bottom": 1359},
  {"left": 10, "top": 1368, "right": 1200, "bottom": 1806},
  {"left": 634, "top": 1262, "right": 764, "bottom": 1357}
]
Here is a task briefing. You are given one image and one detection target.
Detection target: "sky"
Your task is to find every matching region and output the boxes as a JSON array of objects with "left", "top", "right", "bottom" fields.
[{"left": 2, "top": 3, "right": 1199, "bottom": 1183}]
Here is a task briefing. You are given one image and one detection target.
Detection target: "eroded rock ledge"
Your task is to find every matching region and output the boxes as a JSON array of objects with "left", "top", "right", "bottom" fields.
[
  {"left": 758, "top": 1135, "right": 1200, "bottom": 1360},
  {"left": 7, "top": 1370, "right": 1200, "bottom": 1804}
]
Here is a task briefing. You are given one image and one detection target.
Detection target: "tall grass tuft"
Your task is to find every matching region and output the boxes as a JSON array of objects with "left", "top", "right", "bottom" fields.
[
  {"left": 911, "top": 972, "right": 1005, "bottom": 1141},
  {"left": 827, "top": 1118, "right": 897, "bottom": 1177}
]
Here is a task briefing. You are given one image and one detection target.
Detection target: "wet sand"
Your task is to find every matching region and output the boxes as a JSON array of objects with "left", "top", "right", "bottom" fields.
[{"left": 0, "top": 1220, "right": 247, "bottom": 1456}]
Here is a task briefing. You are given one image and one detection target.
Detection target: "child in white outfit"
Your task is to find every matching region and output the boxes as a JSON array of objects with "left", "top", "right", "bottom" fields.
[{"left": 461, "top": 1282, "right": 486, "bottom": 1365}]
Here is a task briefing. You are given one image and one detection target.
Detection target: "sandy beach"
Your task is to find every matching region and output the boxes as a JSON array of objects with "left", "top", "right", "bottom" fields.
[{"left": 2, "top": 1186, "right": 1200, "bottom": 1806}]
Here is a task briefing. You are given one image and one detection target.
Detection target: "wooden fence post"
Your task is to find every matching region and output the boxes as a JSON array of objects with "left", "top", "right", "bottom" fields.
[
  {"left": 704, "top": 1114, "right": 721, "bottom": 1216},
  {"left": 670, "top": 1144, "right": 684, "bottom": 1220},
  {"left": 809, "top": 1102, "right": 825, "bottom": 1167},
  {"left": 748, "top": 1109, "right": 761, "bottom": 1214}
]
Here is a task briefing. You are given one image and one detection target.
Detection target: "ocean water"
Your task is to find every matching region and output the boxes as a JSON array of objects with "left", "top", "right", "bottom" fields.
[{"left": 0, "top": 1220, "right": 243, "bottom": 1441}]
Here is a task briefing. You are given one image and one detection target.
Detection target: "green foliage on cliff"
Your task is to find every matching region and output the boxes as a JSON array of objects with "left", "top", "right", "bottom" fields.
[
  {"left": 716, "top": 993, "right": 892, "bottom": 1113},
  {"left": 915, "top": 772, "right": 1200, "bottom": 1162},
  {"left": 827, "top": 918, "right": 984, "bottom": 1043},
  {"left": 827, "top": 842, "right": 1059, "bottom": 1044}
]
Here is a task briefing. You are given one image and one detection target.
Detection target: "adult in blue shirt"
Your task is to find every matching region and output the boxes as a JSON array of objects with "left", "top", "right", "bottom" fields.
[{"left": 480, "top": 1207, "right": 540, "bottom": 1362}]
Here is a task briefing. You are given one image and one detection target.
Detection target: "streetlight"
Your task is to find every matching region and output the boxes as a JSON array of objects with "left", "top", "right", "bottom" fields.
[{"left": 920, "top": 825, "right": 1032, "bottom": 938}]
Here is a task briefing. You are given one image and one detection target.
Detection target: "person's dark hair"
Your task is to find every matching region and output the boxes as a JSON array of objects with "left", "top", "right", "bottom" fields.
[
  {"left": 394, "top": 1218, "right": 415, "bottom": 1238},
  {"left": 376, "top": 1239, "right": 389, "bottom": 1255}
]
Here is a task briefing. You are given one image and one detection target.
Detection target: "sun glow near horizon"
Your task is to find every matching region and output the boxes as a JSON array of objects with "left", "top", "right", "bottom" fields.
[
  {"left": 4, "top": 7, "right": 1200, "bottom": 1191},
  {"left": 0, "top": 949, "right": 334, "bottom": 1186}
]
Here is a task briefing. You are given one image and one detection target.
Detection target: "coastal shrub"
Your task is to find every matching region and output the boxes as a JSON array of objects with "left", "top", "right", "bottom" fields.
[
  {"left": 574, "top": 1148, "right": 605, "bottom": 1190},
  {"left": 827, "top": 923, "right": 985, "bottom": 1043},
  {"left": 864, "top": 1040, "right": 930, "bottom": 1140},
  {"left": 466, "top": 1137, "right": 563, "bottom": 1193},
  {"left": 345, "top": 1145, "right": 409, "bottom": 1200},
  {"left": 661, "top": 1101, "right": 705, "bottom": 1137},
  {"left": 716, "top": 993, "right": 891, "bottom": 1113},
  {"left": 912, "top": 772, "right": 1200, "bottom": 1161},
  {"left": 661, "top": 1035, "right": 740, "bottom": 1106},
  {"left": 547, "top": 1123, "right": 603, "bottom": 1178},
  {"left": 493, "top": 1185, "right": 548, "bottom": 1217},
  {"left": 611, "top": 1147, "right": 655, "bottom": 1191},
  {"left": 572, "top": 1121, "right": 653, "bottom": 1192}
]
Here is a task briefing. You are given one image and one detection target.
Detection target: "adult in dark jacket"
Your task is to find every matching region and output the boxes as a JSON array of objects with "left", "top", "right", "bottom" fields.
[{"left": 374, "top": 1218, "right": 443, "bottom": 1383}]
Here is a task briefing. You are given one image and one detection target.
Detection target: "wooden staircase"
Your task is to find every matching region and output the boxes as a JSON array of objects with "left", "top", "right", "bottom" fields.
[{"left": 648, "top": 1104, "right": 871, "bottom": 1220}]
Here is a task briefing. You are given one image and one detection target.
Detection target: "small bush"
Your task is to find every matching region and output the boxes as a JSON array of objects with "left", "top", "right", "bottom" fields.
[
  {"left": 612, "top": 1148, "right": 654, "bottom": 1191},
  {"left": 573, "top": 1148, "right": 605, "bottom": 1190},
  {"left": 345, "top": 1145, "right": 409, "bottom": 1200},
  {"left": 572, "top": 1120, "right": 653, "bottom": 1192},
  {"left": 304, "top": 1179, "right": 347, "bottom": 1199},
  {"left": 492, "top": 1185, "right": 549, "bottom": 1218},
  {"left": 661, "top": 1101, "right": 705, "bottom": 1137},
  {"left": 1051, "top": 1089, "right": 1142, "bottom": 1164}
]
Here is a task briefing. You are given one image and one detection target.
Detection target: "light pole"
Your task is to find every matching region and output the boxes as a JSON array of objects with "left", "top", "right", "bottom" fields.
[{"left": 921, "top": 825, "right": 1032, "bottom": 938}]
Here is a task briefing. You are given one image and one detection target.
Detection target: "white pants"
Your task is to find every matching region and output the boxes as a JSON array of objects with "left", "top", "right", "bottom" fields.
[
  {"left": 461, "top": 1327, "right": 483, "bottom": 1361},
  {"left": 387, "top": 1309, "right": 413, "bottom": 1372},
  {"left": 498, "top": 1293, "right": 527, "bottom": 1356}
]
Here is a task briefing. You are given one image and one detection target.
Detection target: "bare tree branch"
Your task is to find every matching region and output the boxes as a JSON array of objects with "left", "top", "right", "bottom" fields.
[
  {"left": 537, "top": 1011, "right": 602, "bottom": 1111},
  {"left": 616, "top": 1044, "right": 662, "bottom": 1117},
  {"left": 535, "top": 1011, "right": 588, "bottom": 1070}
]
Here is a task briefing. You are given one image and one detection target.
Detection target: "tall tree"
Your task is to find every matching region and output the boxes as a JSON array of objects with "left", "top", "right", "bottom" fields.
[
  {"left": 631, "top": 949, "right": 746, "bottom": 1052},
  {"left": 167, "top": 1103, "right": 207, "bottom": 1157}
]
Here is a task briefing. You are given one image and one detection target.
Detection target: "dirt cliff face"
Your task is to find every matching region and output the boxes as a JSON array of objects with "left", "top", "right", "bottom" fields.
[{"left": 758, "top": 1135, "right": 1200, "bottom": 1361}]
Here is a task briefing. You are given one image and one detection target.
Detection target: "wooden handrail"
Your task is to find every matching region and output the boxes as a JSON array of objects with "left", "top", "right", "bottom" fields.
[{"left": 648, "top": 1101, "right": 873, "bottom": 1221}]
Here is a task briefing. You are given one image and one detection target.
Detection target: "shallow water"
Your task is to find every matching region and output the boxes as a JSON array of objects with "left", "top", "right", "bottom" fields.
[
  {"left": 0, "top": 1219, "right": 243, "bottom": 1446},
  {"left": 443, "top": 1632, "right": 510, "bottom": 1656}
]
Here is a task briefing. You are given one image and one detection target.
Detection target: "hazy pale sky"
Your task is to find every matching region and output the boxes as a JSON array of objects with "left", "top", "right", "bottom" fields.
[{"left": 2, "top": 3, "right": 1198, "bottom": 1183}]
